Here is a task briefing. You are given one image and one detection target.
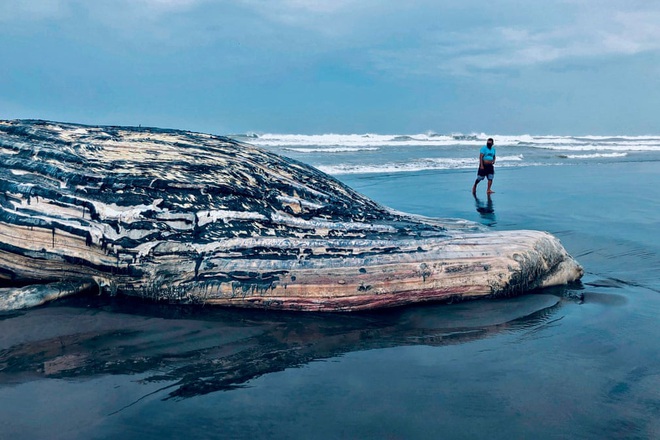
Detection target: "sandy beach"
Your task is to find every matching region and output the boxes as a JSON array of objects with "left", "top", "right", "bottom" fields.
[
  {"left": 4, "top": 0, "right": 660, "bottom": 437},
  {"left": 1, "top": 159, "right": 658, "bottom": 439}
]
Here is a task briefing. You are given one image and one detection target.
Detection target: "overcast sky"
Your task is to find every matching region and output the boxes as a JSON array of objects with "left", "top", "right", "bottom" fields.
[{"left": 2, "top": 0, "right": 659, "bottom": 135}]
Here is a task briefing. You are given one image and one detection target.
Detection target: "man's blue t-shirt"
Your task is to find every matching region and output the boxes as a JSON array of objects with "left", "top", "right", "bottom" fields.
[{"left": 480, "top": 145, "right": 496, "bottom": 161}]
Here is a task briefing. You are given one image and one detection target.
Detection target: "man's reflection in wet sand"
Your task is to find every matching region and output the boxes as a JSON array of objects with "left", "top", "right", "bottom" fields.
[{"left": 474, "top": 194, "right": 496, "bottom": 226}]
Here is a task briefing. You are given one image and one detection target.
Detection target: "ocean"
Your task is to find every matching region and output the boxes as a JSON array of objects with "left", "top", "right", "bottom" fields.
[
  {"left": 235, "top": 132, "right": 660, "bottom": 176},
  {"left": 1, "top": 133, "right": 659, "bottom": 439}
]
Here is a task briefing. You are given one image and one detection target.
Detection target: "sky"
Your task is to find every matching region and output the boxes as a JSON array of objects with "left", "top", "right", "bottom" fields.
[{"left": 1, "top": 0, "right": 659, "bottom": 135}]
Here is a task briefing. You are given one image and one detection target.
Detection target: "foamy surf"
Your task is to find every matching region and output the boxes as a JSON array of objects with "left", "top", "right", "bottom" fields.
[
  {"left": 317, "top": 155, "right": 526, "bottom": 175},
  {"left": 237, "top": 132, "right": 660, "bottom": 149},
  {"left": 233, "top": 132, "right": 660, "bottom": 177}
]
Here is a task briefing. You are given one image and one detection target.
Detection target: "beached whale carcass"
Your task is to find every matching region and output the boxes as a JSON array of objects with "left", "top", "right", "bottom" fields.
[{"left": 0, "top": 120, "right": 583, "bottom": 311}]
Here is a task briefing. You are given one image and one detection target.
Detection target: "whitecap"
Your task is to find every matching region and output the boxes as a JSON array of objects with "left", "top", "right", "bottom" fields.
[
  {"left": 560, "top": 152, "right": 628, "bottom": 159},
  {"left": 284, "top": 147, "right": 380, "bottom": 153}
]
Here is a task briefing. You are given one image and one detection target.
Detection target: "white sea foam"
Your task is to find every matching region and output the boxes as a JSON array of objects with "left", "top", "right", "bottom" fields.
[
  {"left": 284, "top": 146, "right": 380, "bottom": 153},
  {"left": 242, "top": 132, "right": 660, "bottom": 151},
  {"left": 317, "top": 155, "right": 525, "bottom": 175},
  {"left": 560, "top": 152, "right": 628, "bottom": 159},
  {"left": 537, "top": 142, "right": 660, "bottom": 151},
  {"left": 247, "top": 133, "right": 486, "bottom": 147},
  {"left": 498, "top": 155, "right": 525, "bottom": 161},
  {"left": 237, "top": 132, "right": 660, "bottom": 177}
]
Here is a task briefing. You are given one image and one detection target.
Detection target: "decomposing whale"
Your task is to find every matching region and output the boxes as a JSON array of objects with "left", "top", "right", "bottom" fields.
[{"left": 0, "top": 120, "right": 583, "bottom": 312}]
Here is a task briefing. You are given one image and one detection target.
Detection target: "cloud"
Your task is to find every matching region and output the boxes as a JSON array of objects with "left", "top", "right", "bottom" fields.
[
  {"left": 4, "top": 0, "right": 660, "bottom": 78},
  {"left": 0, "top": 0, "right": 68, "bottom": 21},
  {"left": 221, "top": 1, "right": 660, "bottom": 78},
  {"left": 605, "top": 10, "right": 660, "bottom": 54},
  {"left": 232, "top": 0, "right": 393, "bottom": 40},
  {"left": 242, "top": 0, "right": 357, "bottom": 15},
  {"left": 0, "top": 0, "right": 201, "bottom": 27},
  {"left": 367, "top": 3, "right": 660, "bottom": 77},
  {"left": 132, "top": 0, "right": 206, "bottom": 13}
]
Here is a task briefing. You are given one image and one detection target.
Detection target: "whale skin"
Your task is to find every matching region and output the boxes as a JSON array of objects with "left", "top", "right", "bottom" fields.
[{"left": 0, "top": 120, "right": 583, "bottom": 311}]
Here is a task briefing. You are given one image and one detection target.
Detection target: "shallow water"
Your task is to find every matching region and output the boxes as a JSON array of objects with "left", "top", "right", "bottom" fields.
[{"left": 1, "top": 161, "right": 659, "bottom": 439}]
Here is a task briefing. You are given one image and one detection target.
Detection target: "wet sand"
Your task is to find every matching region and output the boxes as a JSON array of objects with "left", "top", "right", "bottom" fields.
[{"left": 1, "top": 161, "right": 659, "bottom": 439}]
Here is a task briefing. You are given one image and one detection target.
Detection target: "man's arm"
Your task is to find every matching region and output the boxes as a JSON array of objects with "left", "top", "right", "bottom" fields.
[{"left": 479, "top": 153, "right": 485, "bottom": 168}]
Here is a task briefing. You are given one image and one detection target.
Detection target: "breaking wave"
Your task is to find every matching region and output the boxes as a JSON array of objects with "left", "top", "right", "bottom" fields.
[
  {"left": 237, "top": 132, "right": 660, "bottom": 151},
  {"left": 317, "top": 155, "right": 525, "bottom": 175},
  {"left": 231, "top": 131, "right": 660, "bottom": 177},
  {"left": 559, "top": 152, "right": 628, "bottom": 159}
]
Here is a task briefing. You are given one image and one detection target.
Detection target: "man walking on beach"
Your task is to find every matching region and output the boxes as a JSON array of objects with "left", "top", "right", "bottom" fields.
[{"left": 472, "top": 138, "right": 496, "bottom": 195}]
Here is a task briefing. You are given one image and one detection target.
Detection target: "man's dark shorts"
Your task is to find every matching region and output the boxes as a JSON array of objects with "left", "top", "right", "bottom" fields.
[{"left": 476, "top": 164, "right": 495, "bottom": 181}]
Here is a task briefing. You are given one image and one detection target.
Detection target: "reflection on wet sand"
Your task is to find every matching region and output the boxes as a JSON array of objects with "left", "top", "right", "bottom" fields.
[
  {"left": 0, "top": 293, "right": 572, "bottom": 400},
  {"left": 474, "top": 194, "right": 496, "bottom": 226}
]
